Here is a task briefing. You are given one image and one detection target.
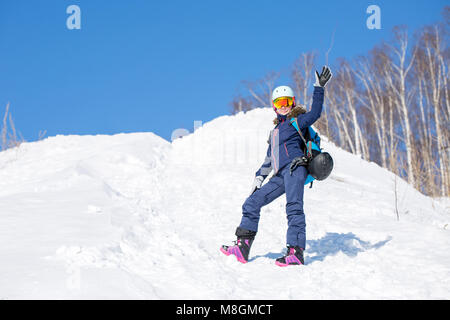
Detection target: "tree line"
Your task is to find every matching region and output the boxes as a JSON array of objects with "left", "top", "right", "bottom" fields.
[{"left": 230, "top": 7, "right": 449, "bottom": 198}]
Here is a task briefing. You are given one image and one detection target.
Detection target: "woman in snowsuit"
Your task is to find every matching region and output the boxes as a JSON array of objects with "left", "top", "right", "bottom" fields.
[{"left": 221, "top": 66, "right": 332, "bottom": 266}]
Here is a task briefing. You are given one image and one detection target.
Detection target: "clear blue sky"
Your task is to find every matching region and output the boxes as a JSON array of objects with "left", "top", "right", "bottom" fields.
[{"left": 0, "top": 0, "right": 446, "bottom": 142}]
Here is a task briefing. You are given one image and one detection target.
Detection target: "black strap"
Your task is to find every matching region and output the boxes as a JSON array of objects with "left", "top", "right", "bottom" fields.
[
  {"left": 290, "top": 118, "right": 313, "bottom": 158},
  {"left": 290, "top": 117, "right": 309, "bottom": 147}
]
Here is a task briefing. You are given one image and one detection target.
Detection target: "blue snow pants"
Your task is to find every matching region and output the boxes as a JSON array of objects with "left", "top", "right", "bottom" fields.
[{"left": 239, "top": 164, "right": 308, "bottom": 248}]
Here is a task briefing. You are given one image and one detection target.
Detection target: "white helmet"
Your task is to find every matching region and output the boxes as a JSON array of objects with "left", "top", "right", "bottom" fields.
[
  {"left": 272, "top": 85, "right": 295, "bottom": 100},
  {"left": 271, "top": 85, "right": 295, "bottom": 110}
]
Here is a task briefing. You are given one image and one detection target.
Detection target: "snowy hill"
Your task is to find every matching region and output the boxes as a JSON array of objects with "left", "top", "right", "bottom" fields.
[{"left": 0, "top": 108, "right": 449, "bottom": 299}]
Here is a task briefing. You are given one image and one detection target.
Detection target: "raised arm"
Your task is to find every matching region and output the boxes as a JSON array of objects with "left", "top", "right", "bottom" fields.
[
  {"left": 297, "top": 86, "right": 324, "bottom": 129},
  {"left": 296, "top": 66, "right": 332, "bottom": 129}
]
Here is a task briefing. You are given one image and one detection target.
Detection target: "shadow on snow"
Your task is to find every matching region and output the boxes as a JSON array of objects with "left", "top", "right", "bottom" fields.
[
  {"left": 305, "top": 232, "right": 392, "bottom": 264},
  {"left": 249, "top": 232, "right": 392, "bottom": 265}
]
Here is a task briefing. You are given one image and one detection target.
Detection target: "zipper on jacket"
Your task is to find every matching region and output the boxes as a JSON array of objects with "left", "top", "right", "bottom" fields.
[
  {"left": 284, "top": 142, "right": 289, "bottom": 157},
  {"left": 271, "top": 129, "right": 278, "bottom": 172}
]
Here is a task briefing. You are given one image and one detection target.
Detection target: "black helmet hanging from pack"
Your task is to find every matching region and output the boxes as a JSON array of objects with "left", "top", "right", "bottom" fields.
[{"left": 307, "top": 152, "right": 334, "bottom": 181}]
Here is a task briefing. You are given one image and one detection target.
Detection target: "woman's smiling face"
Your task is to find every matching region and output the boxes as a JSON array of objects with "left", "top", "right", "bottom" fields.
[
  {"left": 276, "top": 105, "right": 292, "bottom": 115},
  {"left": 273, "top": 95, "right": 294, "bottom": 116}
]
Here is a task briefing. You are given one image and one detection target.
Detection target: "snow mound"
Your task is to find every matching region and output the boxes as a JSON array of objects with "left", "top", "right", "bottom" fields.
[{"left": 0, "top": 108, "right": 449, "bottom": 299}]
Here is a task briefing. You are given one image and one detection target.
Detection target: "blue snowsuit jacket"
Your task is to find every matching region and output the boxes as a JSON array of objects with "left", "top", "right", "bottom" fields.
[{"left": 255, "top": 86, "right": 324, "bottom": 179}]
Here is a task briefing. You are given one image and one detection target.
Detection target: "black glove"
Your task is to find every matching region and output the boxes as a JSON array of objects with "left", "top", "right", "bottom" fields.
[
  {"left": 314, "top": 66, "right": 332, "bottom": 87},
  {"left": 290, "top": 156, "right": 309, "bottom": 175}
]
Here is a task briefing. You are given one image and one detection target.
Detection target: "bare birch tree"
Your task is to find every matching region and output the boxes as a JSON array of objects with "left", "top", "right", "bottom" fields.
[
  {"left": 231, "top": 72, "right": 280, "bottom": 114},
  {"left": 1, "top": 102, "right": 24, "bottom": 151},
  {"left": 383, "top": 26, "right": 417, "bottom": 187},
  {"left": 291, "top": 52, "right": 317, "bottom": 108}
]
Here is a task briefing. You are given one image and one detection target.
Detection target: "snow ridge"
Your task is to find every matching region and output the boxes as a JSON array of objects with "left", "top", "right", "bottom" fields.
[{"left": 0, "top": 109, "right": 449, "bottom": 299}]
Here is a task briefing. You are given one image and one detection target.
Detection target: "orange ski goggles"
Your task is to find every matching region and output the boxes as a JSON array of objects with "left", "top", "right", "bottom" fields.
[{"left": 273, "top": 96, "right": 294, "bottom": 109}]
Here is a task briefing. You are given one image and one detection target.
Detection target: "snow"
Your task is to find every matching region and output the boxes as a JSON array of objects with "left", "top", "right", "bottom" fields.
[{"left": 0, "top": 108, "right": 449, "bottom": 299}]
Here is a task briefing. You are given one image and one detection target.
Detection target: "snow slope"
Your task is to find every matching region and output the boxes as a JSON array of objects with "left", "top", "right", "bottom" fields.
[{"left": 0, "top": 108, "right": 449, "bottom": 299}]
